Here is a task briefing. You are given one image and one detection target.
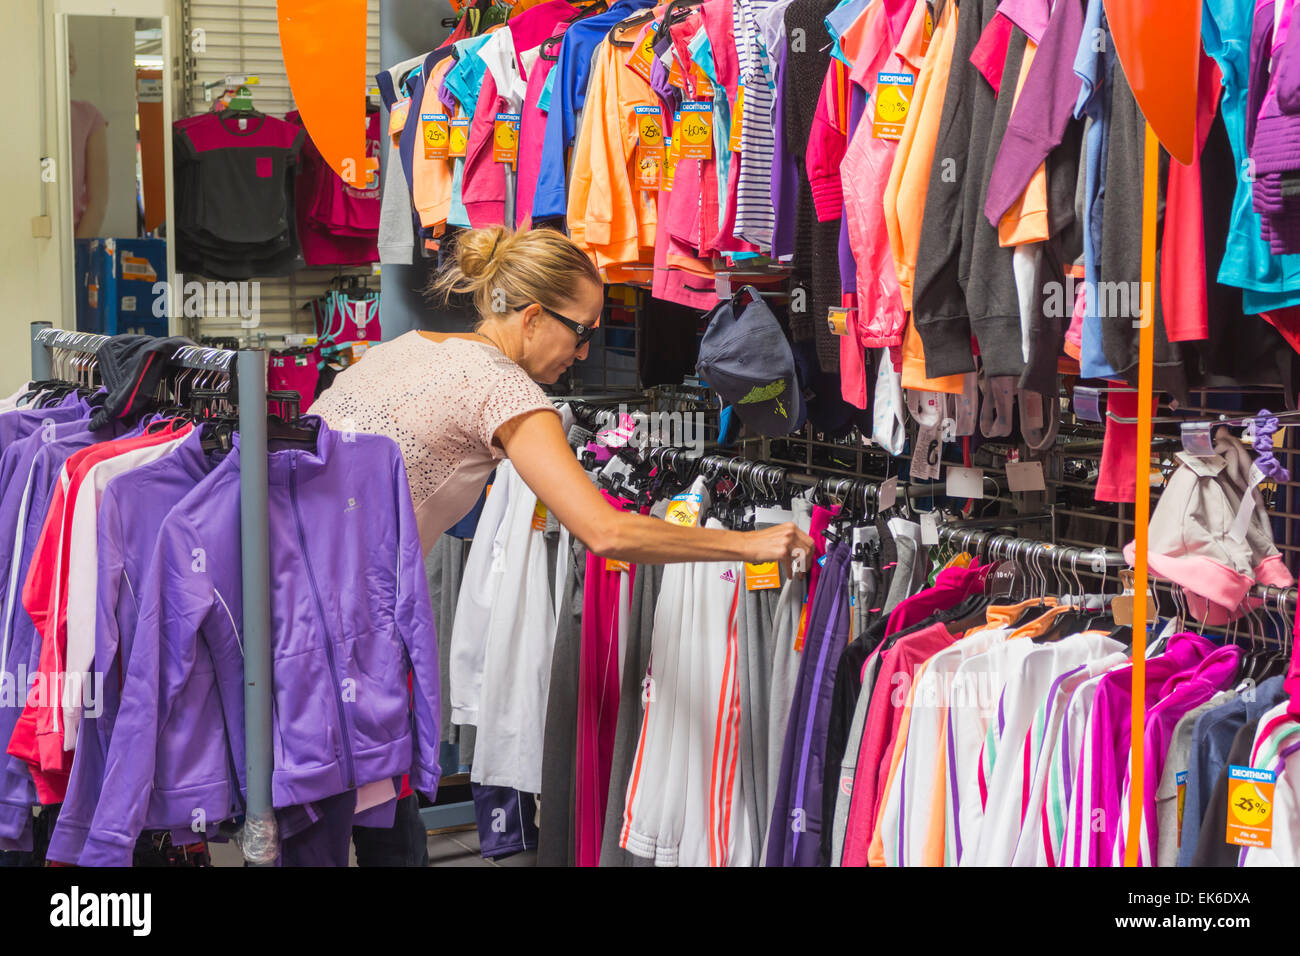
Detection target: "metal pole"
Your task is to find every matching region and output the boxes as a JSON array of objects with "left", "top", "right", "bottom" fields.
[
  {"left": 30, "top": 323, "right": 52, "bottom": 380},
  {"left": 236, "top": 348, "right": 276, "bottom": 864}
]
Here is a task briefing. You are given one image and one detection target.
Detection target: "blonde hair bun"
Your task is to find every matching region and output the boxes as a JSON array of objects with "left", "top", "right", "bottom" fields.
[{"left": 428, "top": 226, "right": 602, "bottom": 322}]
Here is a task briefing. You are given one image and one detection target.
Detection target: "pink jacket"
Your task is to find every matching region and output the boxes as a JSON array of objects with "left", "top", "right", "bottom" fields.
[{"left": 839, "top": 0, "right": 927, "bottom": 349}]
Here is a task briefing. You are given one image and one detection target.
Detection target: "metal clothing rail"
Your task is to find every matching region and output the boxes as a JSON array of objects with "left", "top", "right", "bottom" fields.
[
  {"left": 936, "top": 524, "right": 1299, "bottom": 615},
  {"left": 29, "top": 322, "right": 276, "bottom": 865}
]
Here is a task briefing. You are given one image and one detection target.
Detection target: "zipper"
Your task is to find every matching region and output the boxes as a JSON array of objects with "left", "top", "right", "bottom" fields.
[{"left": 289, "top": 457, "right": 356, "bottom": 790}]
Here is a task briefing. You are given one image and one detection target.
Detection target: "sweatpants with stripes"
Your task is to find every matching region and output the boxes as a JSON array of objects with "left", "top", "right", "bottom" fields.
[{"left": 620, "top": 543, "right": 756, "bottom": 866}]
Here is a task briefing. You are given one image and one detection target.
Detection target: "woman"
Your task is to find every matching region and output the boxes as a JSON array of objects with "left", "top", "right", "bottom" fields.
[
  {"left": 310, "top": 225, "right": 814, "bottom": 864},
  {"left": 313, "top": 226, "right": 813, "bottom": 565}
]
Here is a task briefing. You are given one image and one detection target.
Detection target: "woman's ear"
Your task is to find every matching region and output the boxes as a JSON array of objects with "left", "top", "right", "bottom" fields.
[{"left": 520, "top": 303, "right": 542, "bottom": 337}]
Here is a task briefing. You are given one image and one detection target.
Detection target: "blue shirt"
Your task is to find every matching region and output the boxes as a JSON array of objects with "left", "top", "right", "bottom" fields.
[
  {"left": 1204, "top": 0, "right": 1300, "bottom": 312},
  {"left": 532, "top": 0, "right": 657, "bottom": 221},
  {"left": 1072, "top": 0, "right": 1118, "bottom": 380}
]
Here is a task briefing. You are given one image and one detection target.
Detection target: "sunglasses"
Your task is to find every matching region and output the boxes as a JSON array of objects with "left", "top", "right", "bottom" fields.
[{"left": 541, "top": 305, "right": 599, "bottom": 347}]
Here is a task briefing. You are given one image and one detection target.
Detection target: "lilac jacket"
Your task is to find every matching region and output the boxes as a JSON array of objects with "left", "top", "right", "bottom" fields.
[
  {"left": 48, "top": 429, "right": 222, "bottom": 863},
  {"left": 0, "top": 421, "right": 119, "bottom": 850},
  {"left": 81, "top": 421, "right": 442, "bottom": 865}
]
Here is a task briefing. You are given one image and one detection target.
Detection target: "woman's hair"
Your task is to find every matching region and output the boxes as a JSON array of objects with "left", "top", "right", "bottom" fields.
[{"left": 427, "top": 225, "right": 602, "bottom": 326}]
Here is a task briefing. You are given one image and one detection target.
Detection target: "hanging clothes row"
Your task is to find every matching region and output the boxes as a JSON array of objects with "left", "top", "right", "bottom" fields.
[
  {"left": 0, "top": 335, "right": 440, "bottom": 868},
  {"left": 429, "top": 414, "right": 1300, "bottom": 866},
  {"left": 377, "top": 0, "right": 1300, "bottom": 515}
]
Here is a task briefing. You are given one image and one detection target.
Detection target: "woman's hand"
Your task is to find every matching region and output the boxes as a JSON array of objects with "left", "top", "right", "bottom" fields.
[
  {"left": 499, "top": 409, "right": 821, "bottom": 567},
  {"left": 738, "top": 522, "right": 816, "bottom": 573}
]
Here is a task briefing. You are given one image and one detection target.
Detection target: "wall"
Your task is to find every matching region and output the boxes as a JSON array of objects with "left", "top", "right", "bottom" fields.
[{"left": 0, "top": 0, "right": 56, "bottom": 393}]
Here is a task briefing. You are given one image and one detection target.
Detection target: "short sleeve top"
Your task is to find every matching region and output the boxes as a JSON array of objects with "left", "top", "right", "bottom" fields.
[{"left": 311, "top": 331, "right": 556, "bottom": 551}]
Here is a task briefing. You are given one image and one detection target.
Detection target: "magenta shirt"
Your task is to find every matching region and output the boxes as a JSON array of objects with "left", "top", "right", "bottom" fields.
[
  {"left": 1134, "top": 643, "right": 1242, "bottom": 863},
  {"left": 884, "top": 562, "right": 990, "bottom": 636},
  {"left": 1072, "top": 632, "right": 1218, "bottom": 866}
]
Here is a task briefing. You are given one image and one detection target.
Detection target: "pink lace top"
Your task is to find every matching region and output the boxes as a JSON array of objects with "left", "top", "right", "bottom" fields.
[{"left": 311, "top": 331, "right": 556, "bottom": 551}]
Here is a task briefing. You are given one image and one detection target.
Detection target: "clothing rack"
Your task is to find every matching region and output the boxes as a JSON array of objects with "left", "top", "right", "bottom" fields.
[
  {"left": 28, "top": 322, "right": 278, "bottom": 865},
  {"left": 936, "top": 525, "right": 1300, "bottom": 616}
]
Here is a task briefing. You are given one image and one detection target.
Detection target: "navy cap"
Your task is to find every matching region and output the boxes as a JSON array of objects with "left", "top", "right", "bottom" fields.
[{"left": 695, "top": 287, "right": 805, "bottom": 437}]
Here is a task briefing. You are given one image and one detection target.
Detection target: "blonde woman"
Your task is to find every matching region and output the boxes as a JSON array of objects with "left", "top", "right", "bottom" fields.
[{"left": 314, "top": 226, "right": 813, "bottom": 566}]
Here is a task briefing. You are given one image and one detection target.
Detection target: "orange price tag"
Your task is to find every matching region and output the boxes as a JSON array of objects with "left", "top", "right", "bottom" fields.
[
  {"left": 745, "top": 561, "right": 780, "bottom": 590},
  {"left": 532, "top": 501, "right": 548, "bottom": 532},
  {"left": 605, "top": 559, "right": 631, "bottom": 573},
  {"left": 422, "top": 113, "right": 450, "bottom": 160},
  {"left": 678, "top": 102, "right": 713, "bottom": 160},
  {"left": 449, "top": 118, "right": 470, "bottom": 158},
  {"left": 634, "top": 105, "right": 664, "bottom": 190},
  {"left": 627, "top": 22, "right": 658, "bottom": 82},
  {"left": 728, "top": 87, "right": 745, "bottom": 153},
  {"left": 1226, "top": 766, "right": 1275, "bottom": 849},
  {"left": 389, "top": 97, "right": 411, "bottom": 139},
  {"left": 493, "top": 112, "right": 521, "bottom": 166},
  {"left": 692, "top": 62, "right": 714, "bottom": 99},
  {"left": 662, "top": 134, "right": 677, "bottom": 190},
  {"left": 872, "top": 72, "right": 915, "bottom": 140}
]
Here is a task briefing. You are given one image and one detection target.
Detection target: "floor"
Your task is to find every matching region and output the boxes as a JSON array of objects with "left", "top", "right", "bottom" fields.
[{"left": 207, "top": 825, "right": 538, "bottom": 867}]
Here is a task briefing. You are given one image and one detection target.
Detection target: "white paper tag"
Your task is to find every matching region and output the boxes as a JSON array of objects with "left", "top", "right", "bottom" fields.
[
  {"left": 1227, "top": 462, "right": 1266, "bottom": 542},
  {"left": 878, "top": 476, "right": 898, "bottom": 510},
  {"left": 1005, "top": 460, "right": 1046, "bottom": 493},
  {"left": 120, "top": 296, "right": 137, "bottom": 312},
  {"left": 945, "top": 466, "right": 985, "bottom": 499},
  {"left": 920, "top": 510, "right": 940, "bottom": 545}
]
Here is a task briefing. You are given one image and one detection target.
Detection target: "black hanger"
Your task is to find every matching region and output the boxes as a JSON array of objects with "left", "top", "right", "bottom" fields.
[{"left": 611, "top": 7, "right": 656, "bottom": 43}]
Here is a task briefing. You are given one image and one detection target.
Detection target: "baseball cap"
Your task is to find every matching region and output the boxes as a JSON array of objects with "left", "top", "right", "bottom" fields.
[{"left": 695, "top": 286, "right": 806, "bottom": 437}]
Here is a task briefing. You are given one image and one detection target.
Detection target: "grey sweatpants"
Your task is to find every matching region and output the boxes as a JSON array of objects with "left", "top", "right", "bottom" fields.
[
  {"left": 536, "top": 531, "right": 587, "bottom": 866},
  {"left": 426, "top": 535, "right": 467, "bottom": 753},
  {"left": 760, "top": 575, "right": 807, "bottom": 863}
]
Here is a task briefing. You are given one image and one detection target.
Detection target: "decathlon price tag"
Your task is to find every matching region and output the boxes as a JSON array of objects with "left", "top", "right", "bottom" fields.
[
  {"left": 493, "top": 113, "right": 521, "bottom": 166},
  {"left": 389, "top": 97, "right": 411, "bottom": 136},
  {"left": 920, "top": 510, "right": 940, "bottom": 545},
  {"left": 1181, "top": 421, "right": 1216, "bottom": 457},
  {"left": 678, "top": 102, "right": 713, "bottom": 160},
  {"left": 1226, "top": 765, "right": 1275, "bottom": 848},
  {"left": 827, "top": 307, "right": 850, "bottom": 336},
  {"left": 1006, "top": 460, "right": 1046, "bottom": 493},
  {"left": 634, "top": 105, "right": 664, "bottom": 190},
  {"left": 448, "top": 118, "right": 470, "bottom": 157},
  {"left": 664, "top": 491, "right": 702, "bottom": 527},
  {"left": 878, "top": 476, "right": 898, "bottom": 510},
  {"left": 745, "top": 561, "right": 780, "bottom": 590},
  {"left": 422, "top": 113, "right": 450, "bottom": 160},
  {"left": 1073, "top": 386, "right": 1102, "bottom": 422},
  {"left": 945, "top": 466, "right": 985, "bottom": 499},
  {"left": 1227, "top": 462, "right": 1266, "bottom": 543},
  {"left": 692, "top": 61, "right": 714, "bottom": 99},
  {"left": 729, "top": 86, "right": 745, "bottom": 152},
  {"left": 605, "top": 559, "right": 631, "bottom": 573},
  {"left": 1177, "top": 771, "right": 1188, "bottom": 843},
  {"left": 663, "top": 132, "right": 678, "bottom": 190},
  {"left": 872, "top": 72, "right": 914, "bottom": 139},
  {"left": 532, "top": 501, "right": 548, "bottom": 531},
  {"left": 627, "top": 22, "right": 658, "bottom": 81}
]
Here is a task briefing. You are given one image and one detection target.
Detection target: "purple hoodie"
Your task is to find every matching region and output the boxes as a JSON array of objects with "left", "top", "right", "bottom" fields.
[
  {"left": 0, "top": 421, "right": 121, "bottom": 850},
  {"left": 81, "top": 421, "right": 441, "bottom": 866},
  {"left": 48, "top": 429, "right": 225, "bottom": 864}
]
